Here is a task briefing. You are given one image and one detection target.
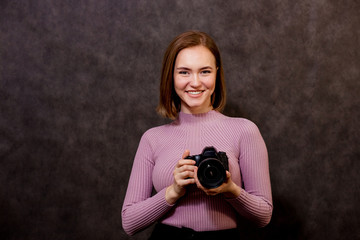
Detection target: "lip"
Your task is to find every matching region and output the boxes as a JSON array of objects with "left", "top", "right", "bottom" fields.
[{"left": 185, "top": 90, "right": 205, "bottom": 97}]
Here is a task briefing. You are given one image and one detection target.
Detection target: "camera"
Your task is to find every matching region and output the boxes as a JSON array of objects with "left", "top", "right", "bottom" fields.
[{"left": 186, "top": 146, "right": 229, "bottom": 189}]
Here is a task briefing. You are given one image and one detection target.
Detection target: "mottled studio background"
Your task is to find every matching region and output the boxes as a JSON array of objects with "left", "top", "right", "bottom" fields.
[{"left": 0, "top": 0, "right": 359, "bottom": 239}]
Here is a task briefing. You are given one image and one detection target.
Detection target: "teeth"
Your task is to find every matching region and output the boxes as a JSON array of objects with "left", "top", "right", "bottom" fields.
[{"left": 188, "top": 91, "right": 203, "bottom": 95}]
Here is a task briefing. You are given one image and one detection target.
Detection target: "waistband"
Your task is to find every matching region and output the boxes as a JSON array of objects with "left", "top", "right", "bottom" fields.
[{"left": 149, "top": 223, "right": 239, "bottom": 240}]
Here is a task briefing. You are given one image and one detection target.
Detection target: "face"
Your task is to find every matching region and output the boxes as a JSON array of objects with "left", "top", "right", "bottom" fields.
[{"left": 174, "top": 45, "right": 217, "bottom": 114}]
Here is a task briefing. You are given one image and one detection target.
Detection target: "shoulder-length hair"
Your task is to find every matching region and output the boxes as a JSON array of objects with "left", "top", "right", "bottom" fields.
[{"left": 157, "top": 31, "right": 226, "bottom": 119}]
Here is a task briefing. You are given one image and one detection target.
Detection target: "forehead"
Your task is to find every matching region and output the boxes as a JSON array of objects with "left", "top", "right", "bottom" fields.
[{"left": 175, "top": 45, "right": 216, "bottom": 67}]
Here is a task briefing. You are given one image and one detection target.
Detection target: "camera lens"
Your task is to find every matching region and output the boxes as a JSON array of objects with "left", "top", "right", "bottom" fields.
[
  {"left": 204, "top": 166, "right": 219, "bottom": 179},
  {"left": 197, "top": 158, "right": 226, "bottom": 189}
]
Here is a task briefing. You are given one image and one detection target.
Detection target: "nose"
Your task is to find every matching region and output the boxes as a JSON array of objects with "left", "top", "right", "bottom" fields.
[{"left": 190, "top": 73, "right": 201, "bottom": 88}]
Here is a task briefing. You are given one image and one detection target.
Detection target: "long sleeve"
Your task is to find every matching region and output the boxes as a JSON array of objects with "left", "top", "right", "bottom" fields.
[
  {"left": 225, "top": 120, "right": 273, "bottom": 227},
  {"left": 121, "top": 132, "right": 174, "bottom": 236}
]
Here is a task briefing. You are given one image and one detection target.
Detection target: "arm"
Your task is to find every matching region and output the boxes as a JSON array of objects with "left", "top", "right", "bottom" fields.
[
  {"left": 226, "top": 121, "right": 273, "bottom": 227},
  {"left": 121, "top": 133, "right": 174, "bottom": 236}
]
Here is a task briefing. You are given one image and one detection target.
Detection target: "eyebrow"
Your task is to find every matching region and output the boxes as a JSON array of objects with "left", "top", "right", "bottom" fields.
[{"left": 175, "top": 66, "right": 214, "bottom": 71}]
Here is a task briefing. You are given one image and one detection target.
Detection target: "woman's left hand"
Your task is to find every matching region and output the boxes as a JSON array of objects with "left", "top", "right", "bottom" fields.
[{"left": 194, "top": 168, "right": 242, "bottom": 198}]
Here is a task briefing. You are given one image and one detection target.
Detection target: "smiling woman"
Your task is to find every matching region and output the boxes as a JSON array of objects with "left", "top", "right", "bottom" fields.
[
  {"left": 157, "top": 31, "right": 226, "bottom": 120},
  {"left": 173, "top": 45, "right": 217, "bottom": 114},
  {"left": 122, "top": 31, "right": 273, "bottom": 240}
]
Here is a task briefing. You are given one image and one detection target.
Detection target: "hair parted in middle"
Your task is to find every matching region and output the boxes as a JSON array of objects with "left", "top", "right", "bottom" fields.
[{"left": 157, "top": 30, "right": 226, "bottom": 119}]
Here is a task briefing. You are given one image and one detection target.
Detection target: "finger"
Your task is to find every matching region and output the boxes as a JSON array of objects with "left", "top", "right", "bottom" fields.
[
  {"left": 177, "top": 159, "right": 196, "bottom": 168},
  {"left": 224, "top": 171, "right": 232, "bottom": 183},
  {"left": 181, "top": 170, "right": 195, "bottom": 179},
  {"left": 182, "top": 150, "right": 190, "bottom": 159},
  {"left": 179, "top": 178, "right": 196, "bottom": 186},
  {"left": 206, "top": 191, "right": 219, "bottom": 196},
  {"left": 174, "top": 170, "right": 196, "bottom": 183},
  {"left": 174, "top": 165, "right": 195, "bottom": 177},
  {"left": 201, "top": 186, "right": 222, "bottom": 196},
  {"left": 178, "top": 164, "right": 196, "bottom": 173},
  {"left": 175, "top": 175, "right": 196, "bottom": 187}
]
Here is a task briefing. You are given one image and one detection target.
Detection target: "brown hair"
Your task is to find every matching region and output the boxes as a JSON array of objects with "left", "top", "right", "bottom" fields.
[{"left": 157, "top": 31, "right": 226, "bottom": 119}]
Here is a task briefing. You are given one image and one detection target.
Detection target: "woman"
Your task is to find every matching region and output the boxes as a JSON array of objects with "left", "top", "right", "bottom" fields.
[{"left": 122, "top": 31, "right": 273, "bottom": 239}]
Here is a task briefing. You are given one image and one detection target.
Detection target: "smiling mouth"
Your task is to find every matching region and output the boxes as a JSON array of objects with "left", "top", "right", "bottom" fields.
[{"left": 186, "top": 90, "right": 205, "bottom": 95}]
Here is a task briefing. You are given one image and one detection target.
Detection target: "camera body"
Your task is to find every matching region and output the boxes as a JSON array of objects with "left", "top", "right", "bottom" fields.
[{"left": 186, "top": 146, "right": 229, "bottom": 189}]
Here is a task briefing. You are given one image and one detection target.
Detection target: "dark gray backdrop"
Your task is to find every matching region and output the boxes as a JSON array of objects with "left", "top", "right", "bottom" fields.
[{"left": 1, "top": 1, "right": 359, "bottom": 239}]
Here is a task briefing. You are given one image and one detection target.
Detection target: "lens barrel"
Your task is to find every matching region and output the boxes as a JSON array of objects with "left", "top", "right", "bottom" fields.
[{"left": 197, "top": 158, "right": 226, "bottom": 189}]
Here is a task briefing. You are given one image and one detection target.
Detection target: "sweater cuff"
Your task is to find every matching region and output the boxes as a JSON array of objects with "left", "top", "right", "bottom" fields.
[
  {"left": 153, "top": 187, "right": 176, "bottom": 210},
  {"left": 158, "top": 187, "right": 176, "bottom": 207}
]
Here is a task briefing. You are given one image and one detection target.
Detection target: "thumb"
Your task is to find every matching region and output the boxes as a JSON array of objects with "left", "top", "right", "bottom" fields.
[{"left": 224, "top": 171, "right": 232, "bottom": 183}]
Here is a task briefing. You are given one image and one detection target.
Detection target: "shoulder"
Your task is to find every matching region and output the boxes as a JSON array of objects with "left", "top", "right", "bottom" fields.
[
  {"left": 218, "top": 114, "right": 267, "bottom": 151},
  {"left": 216, "top": 113, "right": 264, "bottom": 142},
  {"left": 219, "top": 113, "right": 259, "bottom": 131},
  {"left": 141, "top": 122, "right": 174, "bottom": 141}
]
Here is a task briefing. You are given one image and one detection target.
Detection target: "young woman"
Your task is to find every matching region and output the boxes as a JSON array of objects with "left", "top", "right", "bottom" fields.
[{"left": 122, "top": 31, "right": 273, "bottom": 239}]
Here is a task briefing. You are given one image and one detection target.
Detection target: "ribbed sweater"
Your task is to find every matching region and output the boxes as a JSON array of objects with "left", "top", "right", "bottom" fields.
[{"left": 122, "top": 110, "right": 273, "bottom": 236}]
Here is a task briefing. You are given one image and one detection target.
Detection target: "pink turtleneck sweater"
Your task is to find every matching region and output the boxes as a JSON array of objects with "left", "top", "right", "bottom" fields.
[{"left": 122, "top": 111, "right": 272, "bottom": 236}]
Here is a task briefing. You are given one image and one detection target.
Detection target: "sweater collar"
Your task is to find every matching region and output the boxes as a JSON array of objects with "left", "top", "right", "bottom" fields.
[{"left": 177, "top": 110, "right": 221, "bottom": 124}]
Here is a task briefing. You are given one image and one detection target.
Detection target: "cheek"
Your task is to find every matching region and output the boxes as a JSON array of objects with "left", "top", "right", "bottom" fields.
[
  {"left": 174, "top": 76, "right": 187, "bottom": 91},
  {"left": 173, "top": 77, "right": 185, "bottom": 97},
  {"left": 205, "top": 77, "right": 216, "bottom": 93}
]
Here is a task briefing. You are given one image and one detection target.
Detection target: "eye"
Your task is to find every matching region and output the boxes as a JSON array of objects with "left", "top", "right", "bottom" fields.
[
  {"left": 201, "top": 70, "right": 211, "bottom": 75},
  {"left": 179, "top": 71, "right": 190, "bottom": 75}
]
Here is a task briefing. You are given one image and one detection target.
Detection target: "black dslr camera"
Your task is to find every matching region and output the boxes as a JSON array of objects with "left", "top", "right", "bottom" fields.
[{"left": 186, "top": 146, "right": 229, "bottom": 189}]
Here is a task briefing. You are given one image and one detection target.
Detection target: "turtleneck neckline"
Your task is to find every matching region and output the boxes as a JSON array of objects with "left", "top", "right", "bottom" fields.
[{"left": 177, "top": 110, "right": 221, "bottom": 124}]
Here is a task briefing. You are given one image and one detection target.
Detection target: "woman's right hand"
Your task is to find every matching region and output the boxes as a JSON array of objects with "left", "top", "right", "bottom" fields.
[{"left": 165, "top": 150, "right": 196, "bottom": 205}]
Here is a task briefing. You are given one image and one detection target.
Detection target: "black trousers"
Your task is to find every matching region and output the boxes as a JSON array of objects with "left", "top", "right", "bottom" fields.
[{"left": 148, "top": 223, "right": 239, "bottom": 240}]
